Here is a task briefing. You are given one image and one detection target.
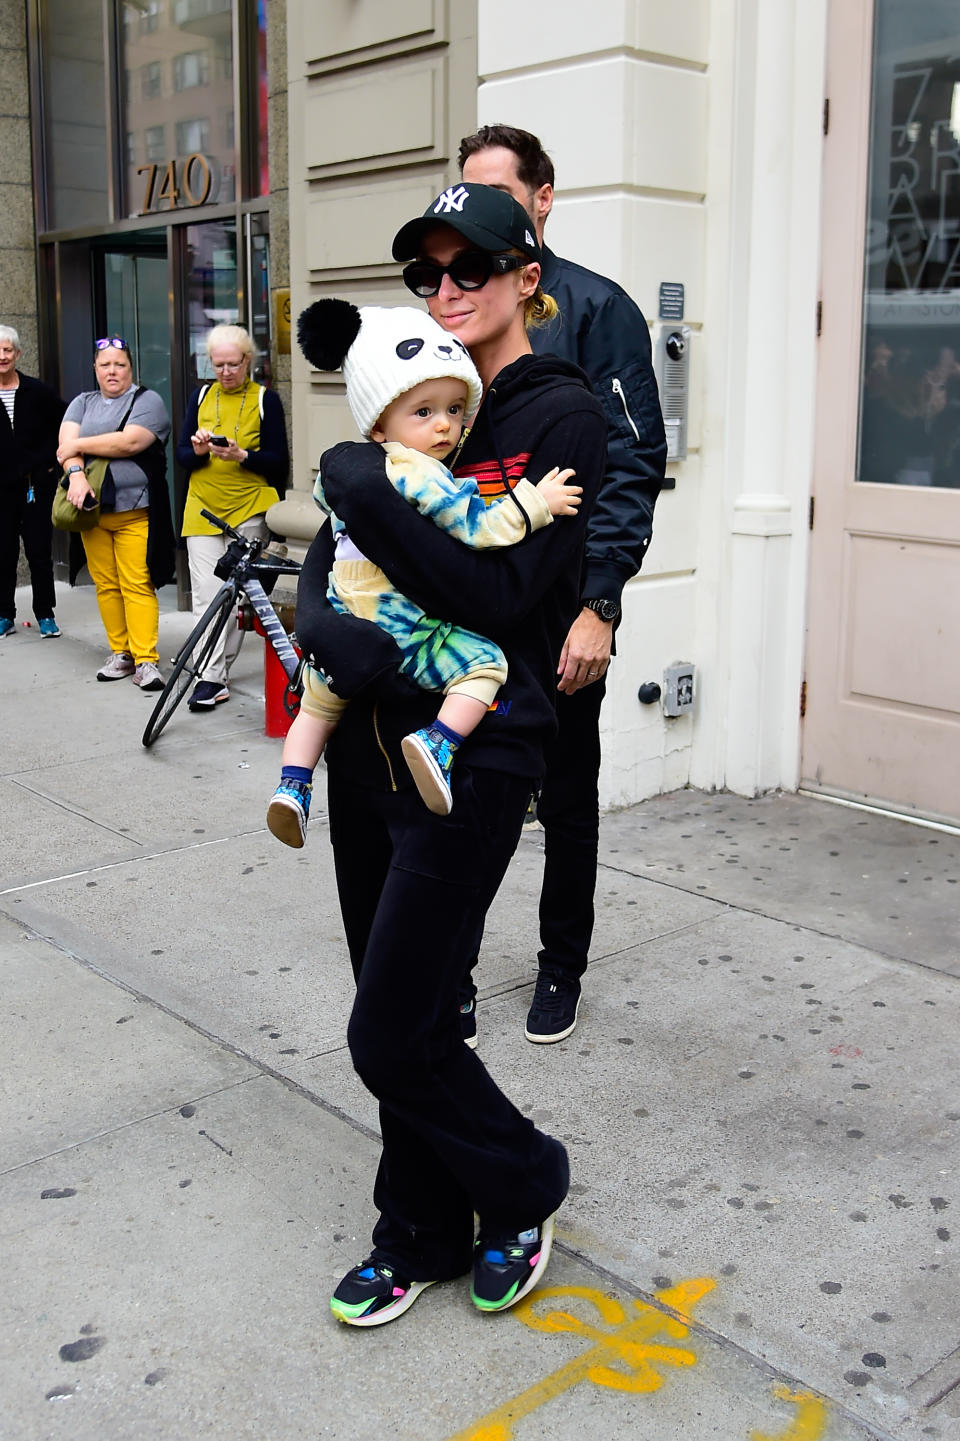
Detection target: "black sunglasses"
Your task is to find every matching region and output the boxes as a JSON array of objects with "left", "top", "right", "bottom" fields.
[{"left": 402, "top": 251, "right": 528, "bottom": 298}]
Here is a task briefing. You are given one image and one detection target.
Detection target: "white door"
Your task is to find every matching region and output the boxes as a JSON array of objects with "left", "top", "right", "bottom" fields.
[{"left": 802, "top": 0, "right": 960, "bottom": 824}]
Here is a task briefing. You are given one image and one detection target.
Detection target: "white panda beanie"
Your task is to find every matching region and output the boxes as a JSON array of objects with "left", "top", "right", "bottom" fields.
[{"left": 297, "top": 299, "right": 483, "bottom": 438}]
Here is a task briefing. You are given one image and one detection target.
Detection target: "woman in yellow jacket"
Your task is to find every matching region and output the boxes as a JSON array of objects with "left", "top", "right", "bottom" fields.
[{"left": 176, "top": 324, "right": 289, "bottom": 710}]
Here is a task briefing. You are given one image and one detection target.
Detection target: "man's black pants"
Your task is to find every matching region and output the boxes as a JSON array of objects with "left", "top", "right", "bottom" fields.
[{"left": 535, "top": 673, "right": 606, "bottom": 981}]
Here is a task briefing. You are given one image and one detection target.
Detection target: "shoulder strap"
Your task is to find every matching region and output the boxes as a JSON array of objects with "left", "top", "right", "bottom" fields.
[
  {"left": 257, "top": 384, "right": 265, "bottom": 420},
  {"left": 118, "top": 385, "right": 145, "bottom": 431},
  {"left": 198, "top": 383, "right": 210, "bottom": 405}
]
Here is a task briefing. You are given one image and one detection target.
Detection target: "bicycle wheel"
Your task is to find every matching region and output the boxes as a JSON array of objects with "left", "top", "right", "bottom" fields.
[{"left": 141, "top": 584, "right": 238, "bottom": 748}]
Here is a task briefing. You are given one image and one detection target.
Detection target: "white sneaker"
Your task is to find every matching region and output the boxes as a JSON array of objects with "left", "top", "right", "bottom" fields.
[
  {"left": 133, "top": 661, "right": 164, "bottom": 691},
  {"left": 97, "top": 651, "right": 135, "bottom": 681}
]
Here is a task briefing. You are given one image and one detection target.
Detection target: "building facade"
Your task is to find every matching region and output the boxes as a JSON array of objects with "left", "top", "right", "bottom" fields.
[{"left": 13, "top": 1, "right": 960, "bottom": 825}]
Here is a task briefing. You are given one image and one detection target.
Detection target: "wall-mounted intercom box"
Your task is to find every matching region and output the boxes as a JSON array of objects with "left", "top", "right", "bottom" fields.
[{"left": 654, "top": 324, "right": 691, "bottom": 463}]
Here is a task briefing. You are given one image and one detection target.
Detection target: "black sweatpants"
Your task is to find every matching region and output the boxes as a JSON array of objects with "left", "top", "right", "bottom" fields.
[
  {"left": 536, "top": 673, "right": 607, "bottom": 981},
  {"left": 327, "top": 762, "right": 570, "bottom": 1281},
  {"left": 0, "top": 474, "right": 57, "bottom": 621}
]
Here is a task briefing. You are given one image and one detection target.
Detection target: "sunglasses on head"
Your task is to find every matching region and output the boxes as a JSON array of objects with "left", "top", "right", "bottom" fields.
[
  {"left": 95, "top": 336, "right": 129, "bottom": 352},
  {"left": 402, "top": 251, "right": 528, "bottom": 299}
]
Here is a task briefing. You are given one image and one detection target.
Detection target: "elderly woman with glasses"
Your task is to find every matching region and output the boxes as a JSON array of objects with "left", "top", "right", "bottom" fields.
[
  {"left": 175, "top": 323, "right": 289, "bottom": 711},
  {"left": 58, "top": 336, "right": 174, "bottom": 688}
]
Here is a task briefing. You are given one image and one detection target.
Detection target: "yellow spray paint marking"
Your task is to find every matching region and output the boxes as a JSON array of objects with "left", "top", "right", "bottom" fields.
[
  {"left": 446, "top": 1277, "right": 715, "bottom": 1441},
  {"left": 749, "top": 1383, "right": 829, "bottom": 1441}
]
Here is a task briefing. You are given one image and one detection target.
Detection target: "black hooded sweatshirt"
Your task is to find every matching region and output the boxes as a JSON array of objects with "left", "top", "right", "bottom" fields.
[{"left": 295, "top": 351, "right": 607, "bottom": 787}]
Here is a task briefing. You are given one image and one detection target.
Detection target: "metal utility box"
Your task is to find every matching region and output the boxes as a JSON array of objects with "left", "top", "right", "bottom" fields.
[
  {"left": 654, "top": 325, "right": 691, "bottom": 462},
  {"left": 662, "top": 661, "right": 696, "bottom": 717}
]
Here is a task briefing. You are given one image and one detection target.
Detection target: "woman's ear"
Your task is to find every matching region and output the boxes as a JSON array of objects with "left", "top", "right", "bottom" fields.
[{"left": 518, "top": 262, "right": 541, "bottom": 300}]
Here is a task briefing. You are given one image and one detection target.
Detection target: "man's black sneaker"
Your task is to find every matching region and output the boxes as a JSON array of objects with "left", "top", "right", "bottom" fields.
[
  {"left": 524, "top": 973, "right": 581, "bottom": 1044},
  {"left": 459, "top": 996, "right": 478, "bottom": 1050},
  {"left": 330, "top": 1257, "right": 436, "bottom": 1327},
  {"left": 471, "top": 1214, "right": 555, "bottom": 1312}
]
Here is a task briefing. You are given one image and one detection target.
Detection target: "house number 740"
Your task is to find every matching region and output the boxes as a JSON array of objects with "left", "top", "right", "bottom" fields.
[{"left": 137, "top": 153, "right": 212, "bottom": 213}]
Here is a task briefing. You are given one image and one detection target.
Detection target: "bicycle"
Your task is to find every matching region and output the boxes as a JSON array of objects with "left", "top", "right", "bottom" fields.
[{"left": 142, "top": 507, "right": 304, "bottom": 748}]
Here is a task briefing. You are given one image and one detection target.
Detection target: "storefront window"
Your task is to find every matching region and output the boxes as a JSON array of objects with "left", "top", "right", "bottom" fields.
[
  {"left": 120, "top": 0, "right": 236, "bottom": 220},
  {"left": 40, "top": 0, "right": 109, "bottom": 230},
  {"left": 859, "top": 0, "right": 960, "bottom": 488}
]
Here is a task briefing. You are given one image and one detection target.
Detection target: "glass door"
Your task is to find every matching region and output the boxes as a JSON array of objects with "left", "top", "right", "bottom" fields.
[
  {"left": 101, "top": 236, "right": 171, "bottom": 417},
  {"left": 98, "top": 229, "right": 174, "bottom": 492},
  {"left": 246, "top": 211, "right": 271, "bottom": 383},
  {"left": 181, "top": 218, "right": 239, "bottom": 396}
]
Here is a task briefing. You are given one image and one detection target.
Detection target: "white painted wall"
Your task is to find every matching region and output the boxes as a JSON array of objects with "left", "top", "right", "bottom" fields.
[
  {"left": 476, "top": 0, "right": 828, "bottom": 806},
  {"left": 477, "top": 0, "right": 708, "bottom": 806}
]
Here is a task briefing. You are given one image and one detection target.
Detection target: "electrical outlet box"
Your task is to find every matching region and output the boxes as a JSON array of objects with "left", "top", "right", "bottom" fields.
[{"left": 662, "top": 661, "right": 695, "bottom": 717}]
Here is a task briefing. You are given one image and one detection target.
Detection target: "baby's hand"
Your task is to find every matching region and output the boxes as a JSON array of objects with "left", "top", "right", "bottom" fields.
[{"left": 535, "top": 466, "right": 582, "bottom": 517}]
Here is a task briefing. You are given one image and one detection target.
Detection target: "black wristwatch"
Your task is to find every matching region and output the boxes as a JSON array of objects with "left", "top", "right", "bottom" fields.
[
  {"left": 64, "top": 464, "right": 85, "bottom": 477},
  {"left": 583, "top": 597, "right": 621, "bottom": 624}
]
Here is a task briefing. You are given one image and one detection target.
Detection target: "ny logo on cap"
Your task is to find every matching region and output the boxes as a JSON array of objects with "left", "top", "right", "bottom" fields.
[{"left": 434, "top": 185, "right": 469, "bottom": 215}]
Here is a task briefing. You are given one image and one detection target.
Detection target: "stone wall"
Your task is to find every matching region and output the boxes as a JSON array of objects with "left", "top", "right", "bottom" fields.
[{"left": 0, "top": 0, "right": 38, "bottom": 372}]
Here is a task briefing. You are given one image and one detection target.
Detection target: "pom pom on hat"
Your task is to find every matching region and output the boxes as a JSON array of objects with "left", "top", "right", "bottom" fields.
[
  {"left": 297, "top": 301, "right": 483, "bottom": 439},
  {"left": 296, "top": 299, "right": 362, "bottom": 371}
]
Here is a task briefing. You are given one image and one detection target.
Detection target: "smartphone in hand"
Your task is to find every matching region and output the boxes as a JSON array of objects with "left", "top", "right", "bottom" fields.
[{"left": 209, "top": 435, "right": 229, "bottom": 447}]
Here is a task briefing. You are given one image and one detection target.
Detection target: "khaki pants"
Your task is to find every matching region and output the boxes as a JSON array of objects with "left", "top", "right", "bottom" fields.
[{"left": 186, "top": 516, "right": 268, "bottom": 684}]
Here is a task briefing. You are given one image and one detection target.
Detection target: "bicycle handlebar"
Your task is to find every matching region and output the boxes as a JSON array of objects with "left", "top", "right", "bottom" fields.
[{"left": 200, "top": 508, "right": 238, "bottom": 538}]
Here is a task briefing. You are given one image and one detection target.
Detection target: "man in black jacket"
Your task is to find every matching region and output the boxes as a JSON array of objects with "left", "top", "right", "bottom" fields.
[
  {"left": 0, "top": 326, "right": 66, "bottom": 638},
  {"left": 459, "top": 125, "right": 667, "bottom": 1044}
]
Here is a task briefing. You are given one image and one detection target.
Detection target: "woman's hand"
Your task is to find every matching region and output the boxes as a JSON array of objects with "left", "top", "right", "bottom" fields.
[
  {"left": 65, "top": 469, "right": 95, "bottom": 510},
  {"left": 57, "top": 439, "right": 83, "bottom": 466},
  {"left": 204, "top": 434, "right": 249, "bottom": 464},
  {"left": 191, "top": 427, "right": 214, "bottom": 456}
]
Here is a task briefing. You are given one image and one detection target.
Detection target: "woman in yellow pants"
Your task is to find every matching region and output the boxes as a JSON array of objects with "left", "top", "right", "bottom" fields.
[{"left": 58, "top": 339, "right": 175, "bottom": 689}]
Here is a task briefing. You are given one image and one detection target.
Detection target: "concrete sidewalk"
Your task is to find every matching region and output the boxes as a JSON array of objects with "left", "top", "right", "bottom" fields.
[{"left": 1, "top": 582, "right": 958, "bottom": 1441}]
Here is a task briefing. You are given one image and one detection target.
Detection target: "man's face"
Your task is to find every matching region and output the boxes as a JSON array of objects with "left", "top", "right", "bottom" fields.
[
  {"left": 461, "top": 146, "right": 552, "bottom": 241},
  {"left": 0, "top": 341, "right": 20, "bottom": 381}
]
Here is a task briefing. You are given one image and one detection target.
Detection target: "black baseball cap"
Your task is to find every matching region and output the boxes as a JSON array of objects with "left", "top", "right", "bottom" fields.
[{"left": 392, "top": 183, "right": 542, "bottom": 264}]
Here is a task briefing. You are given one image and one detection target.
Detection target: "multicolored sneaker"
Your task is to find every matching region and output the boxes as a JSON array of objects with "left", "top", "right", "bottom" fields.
[
  {"left": 330, "top": 1258, "right": 436, "bottom": 1327},
  {"left": 267, "top": 777, "right": 312, "bottom": 848},
  {"left": 401, "top": 725, "right": 457, "bottom": 815},
  {"left": 471, "top": 1214, "right": 555, "bottom": 1313},
  {"left": 459, "top": 996, "right": 478, "bottom": 1050}
]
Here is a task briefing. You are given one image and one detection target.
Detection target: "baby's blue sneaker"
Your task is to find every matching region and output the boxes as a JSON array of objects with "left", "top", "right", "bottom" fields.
[
  {"left": 267, "top": 777, "right": 312, "bottom": 848},
  {"left": 401, "top": 725, "right": 457, "bottom": 816}
]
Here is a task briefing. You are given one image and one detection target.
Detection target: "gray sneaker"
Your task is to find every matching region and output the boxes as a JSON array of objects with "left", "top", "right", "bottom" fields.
[
  {"left": 133, "top": 661, "right": 164, "bottom": 692},
  {"left": 97, "top": 651, "right": 135, "bottom": 681}
]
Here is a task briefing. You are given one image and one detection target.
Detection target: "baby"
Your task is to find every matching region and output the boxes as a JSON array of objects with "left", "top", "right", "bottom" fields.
[{"left": 267, "top": 300, "right": 580, "bottom": 846}]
